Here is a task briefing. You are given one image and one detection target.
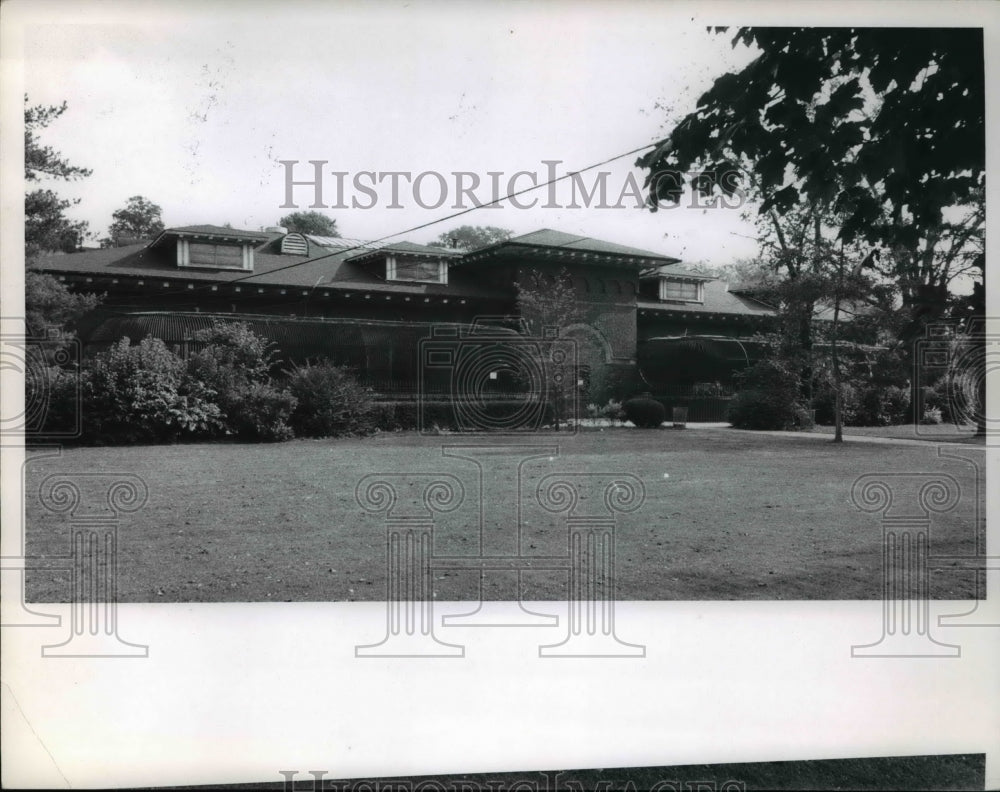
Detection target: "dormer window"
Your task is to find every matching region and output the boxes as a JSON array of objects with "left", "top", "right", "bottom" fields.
[
  {"left": 386, "top": 255, "right": 448, "bottom": 284},
  {"left": 660, "top": 278, "right": 703, "bottom": 303},
  {"left": 177, "top": 239, "right": 253, "bottom": 271}
]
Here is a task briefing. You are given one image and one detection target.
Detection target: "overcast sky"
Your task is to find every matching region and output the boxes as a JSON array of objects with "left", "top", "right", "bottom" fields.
[{"left": 19, "top": 2, "right": 769, "bottom": 265}]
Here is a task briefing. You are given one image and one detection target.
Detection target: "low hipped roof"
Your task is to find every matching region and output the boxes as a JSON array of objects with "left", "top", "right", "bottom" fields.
[
  {"left": 151, "top": 224, "right": 274, "bottom": 242},
  {"left": 36, "top": 225, "right": 686, "bottom": 291},
  {"left": 459, "top": 229, "right": 683, "bottom": 267},
  {"left": 34, "top": 233, "right": 496, "bottom": 298},
  {"left": 345, "top": 240, "right": 462, "bottom": 264}
]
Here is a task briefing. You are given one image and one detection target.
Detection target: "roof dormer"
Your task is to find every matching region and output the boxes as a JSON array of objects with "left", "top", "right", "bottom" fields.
[
  {"left": 658, "top": 277, "right": 704, "bottom": 303},
  {"left": 346, "top": 242, "right": 460, "bottom": 286},
  {"left": 151, "top": 225, "right": 269, "bottom": 272}
]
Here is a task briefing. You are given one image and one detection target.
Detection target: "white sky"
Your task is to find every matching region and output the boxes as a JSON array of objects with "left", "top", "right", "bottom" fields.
[{"left": 20, "top": 2, "right": 763, "bottom": 265}]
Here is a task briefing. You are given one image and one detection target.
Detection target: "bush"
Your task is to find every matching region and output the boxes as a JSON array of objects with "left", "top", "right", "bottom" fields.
[
  {"left": 288, "top": 362, "right": 374, "bottom": 438},
  {"left": 691, "top": 381, "right": 726, "bottom": 398},
  {"left": 587, "top": 399, "right": 626, "bottom": 425},
  {"left": 25, "top": 363, "right": 82, "bottom": 437},
  {"left": 729, "top": 359, "right": 812, "bottom": 431},
  {"left": 185, "top": 321, "right": 294, "bottom": 440},
  {"left": 728, "top": 390, "right": 814, "bottom": 430},
  {"left": 812, "top": 381, "right": 860, "bottom": 426},
  {"left": 232, "top": 382, "right": 297, "bottom": 441},
  {"left": 854, "top": 385, "right": 910, "bottom": 426},
  {"left": 921, "top": 406, "right": 943, "bottom": 425},
  {"left": 623, "top": 395, "right": 666, "bottom": 428},
  {"left": 82, "top": 336, "right": 222, "bottom": 444}
]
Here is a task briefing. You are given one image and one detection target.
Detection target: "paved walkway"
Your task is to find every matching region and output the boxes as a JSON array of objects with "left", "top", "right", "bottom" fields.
[{"left": 690, "top": 423, "right": 987, "bottom": 449}]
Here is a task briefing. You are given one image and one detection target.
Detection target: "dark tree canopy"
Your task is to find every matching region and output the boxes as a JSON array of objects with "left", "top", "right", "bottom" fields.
[
  {"left": 25, "top": 269, "right": 102, "bottom": 340},
  {"left": 24, "top": 96, "right": 92, "bottom": 257},
  {"left": 431, "top": 225, "right": 513, "bottom": 251},
  {"left": 106, "top": 195, "right": 165, "bottom": 245},
  {"left": 637, "top": 28, "right": 985, "bottom": 248},
  {"left": 278, "top": 211, "right": 340, "bottom": 237},
  {"left": 24, "top": 96, "right": 102, "bottom": 338},
  {"left": 25, "top": 96, "right": 92, "bottom": 183},
  {"left": 25, "top": 189, "right": 89, "bottom": 256}
]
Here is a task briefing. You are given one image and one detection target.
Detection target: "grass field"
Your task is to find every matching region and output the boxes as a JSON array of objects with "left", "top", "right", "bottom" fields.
[
  {"left": 24, "top": 427, "right": 986, "bottom": 602},
  {"left": 809, "top": 422, "right": 986, "bottom": 444}
]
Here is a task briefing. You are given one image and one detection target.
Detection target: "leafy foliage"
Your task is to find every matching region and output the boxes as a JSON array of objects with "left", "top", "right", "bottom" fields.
[
  {"left": 638, "top": 28, "right": 983, "bottom": 244},
  {"left": 25, "top": 190, "right": 90, "bottom": 257},
  {"left": 623, "top": 395, "right": 666, "bottom": 429},
  {"left": 24, "top": 269, "right": 102, "bottom": 343},
  {"left": 25, "top": 96, "right": 92, "bottom": 257},
  {"left": 277, "top": 211, "right": 340, "bottom": 237},
  {"left": 105, "top": 195, "right": 165, "bottom": 246},
  {"left": 234, "top": 383, "right": 297, "bottom": 442},
  {"left": 728, "top": 359, "right": 813, "bottom": 430},
  {"left": 515, "top": 267, "right": 587, "bottom": 430},
  {"left": 185, "top": 321, "right": 294, "bottom": 441},
  {"left": 587, "top": 399, "right": 627, "bottom": 425},
  {"left": 23, "top": 96, "right": 102, "bottom": 343},
  {"left": 24, "top": 97, "right": 92, "bottom": 183},
  {"left": 82, "top": 337, "right": 222, "bottom": 444},
  {"left": 638, "top": 28, "right": 985, "bottom": 419},
  {"left": 287, "top": 361, "right": 375, "bottom": 438},
  {"left": 431, "top": 225, "right": 513, "bottom": 251}
]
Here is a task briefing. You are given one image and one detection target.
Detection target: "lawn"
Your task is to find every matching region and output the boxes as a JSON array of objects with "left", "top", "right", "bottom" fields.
[
  {"left": 23, "top": 427, "right": 985, "bottom": 602},
  {"left": 809, "top": 422, "right": 986, "bottom": 445}
]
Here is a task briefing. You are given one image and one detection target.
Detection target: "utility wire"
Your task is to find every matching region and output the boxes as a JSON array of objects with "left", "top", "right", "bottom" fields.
[{"left": 158, "top": 139, "right": 663, "bottom": 296}]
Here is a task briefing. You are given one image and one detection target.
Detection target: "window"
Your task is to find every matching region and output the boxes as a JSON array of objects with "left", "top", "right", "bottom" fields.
[
  {"left": 177, "top": 239, "right": 253, "bottom": 271},
  {"left": 659, "top": 278, "right": 702, "bottom": 302},
  {"left": 386, "top": 255, "right": 447, "bottom": 284}
]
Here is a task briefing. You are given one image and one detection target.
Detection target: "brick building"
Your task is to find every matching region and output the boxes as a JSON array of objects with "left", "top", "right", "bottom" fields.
[{"left": 35, "top": 225, "right": 778, "bottom": 414}]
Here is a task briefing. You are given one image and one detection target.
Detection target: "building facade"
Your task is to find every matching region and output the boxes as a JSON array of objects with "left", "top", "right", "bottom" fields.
[{"left": 36, "top": 225, "right": 778, "bottom": 413}]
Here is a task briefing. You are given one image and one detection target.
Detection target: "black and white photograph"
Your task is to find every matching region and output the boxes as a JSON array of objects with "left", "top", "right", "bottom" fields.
[{"left": 1, "top": 1, "right": 997, "bottom": 789}]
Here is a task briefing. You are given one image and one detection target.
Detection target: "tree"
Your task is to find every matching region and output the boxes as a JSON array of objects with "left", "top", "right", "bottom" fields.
[
  {"left": 515, "top": 267, "right": 586, "bottom": 430},
  {"left": 431, "top": 225, "right": 513, "bottom": 251},
  {"left": 638, "top": 28, "right": 985, "bottom": 423},
  {"left": 105, "top": 195, "right": 165, "bottom": 246},
  {"left": 25, "top": 96, "right": 92, "bottom": 258},
  {"left": 277, "top": 211, "right": 340, "bottom": 237},
  {"left": 25, "top": 189, "right": 90, "bottom": 257},
  {"left": 25, "top": 270, "right": 102, "bottom": 342},
  {"left": 24, "top": 96, "right": 101, "bottom": 342},
  {"left": 25, "top": 97, "right": 92, "bottom": 183}
]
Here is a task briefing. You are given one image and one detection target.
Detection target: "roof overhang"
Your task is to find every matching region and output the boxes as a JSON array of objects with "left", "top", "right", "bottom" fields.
[
  {"left": 346, "top": 246, "right": 461, "bottom": 265},
  {"left": 458, "top": 241, "right": 678, "bottom": 270}
]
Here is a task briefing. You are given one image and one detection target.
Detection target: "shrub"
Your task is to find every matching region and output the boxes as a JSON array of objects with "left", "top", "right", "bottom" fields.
[
  {"left": 729, "top": 359, "right": 812, "bottom": 431},
  {"left": 232, "top": 382, "right": 297, "bottom": 441},
  {"left": 623, "top": 395, "right": 666, "bottom": 428},
  {"left": 854, "top": 385, "right": 910, "bottom": 426},
  {"left": 185, "top": 321, "right": 294, "bottom": 440},
  {"left": 586, "top": 399, "right": 626, "bottom": 425},
  {"left": 25, "top": 363, "right": 82, "bottom": 437},
  {"left": 691, "top": 381, "right": 726, "bottom": 398},
  {"left": 812, "top": 381, "right": 860, "bottom": 426},
  {"left": 728, "top": 390, "right": 814, "bottom": 430},
  {"left": 83, "top": 336, "right": 221, "bottom": 444},
  {"left": 921, "top": 406, "right": 943, "bottom": 425},
  {"left": 287, "top": 362, "right": 374, "bottom": 438},
  {"left": 602, "top": 399, "right": 626, "bottom": 424}
]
